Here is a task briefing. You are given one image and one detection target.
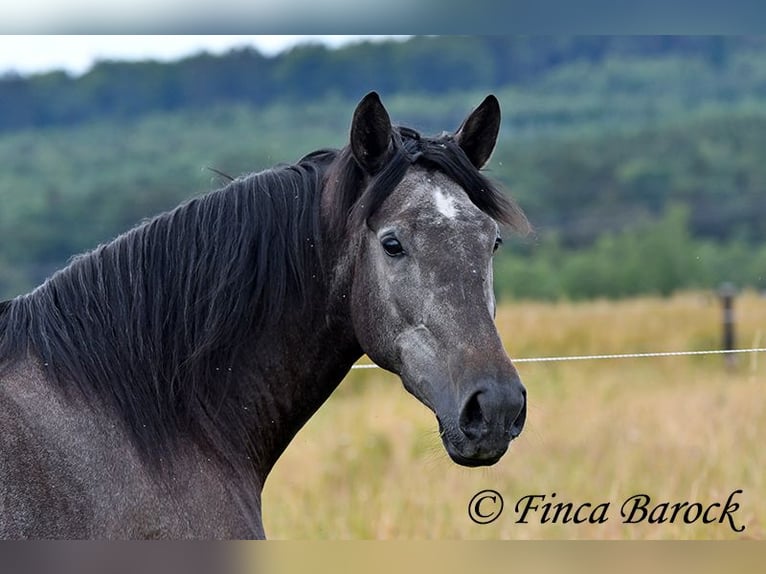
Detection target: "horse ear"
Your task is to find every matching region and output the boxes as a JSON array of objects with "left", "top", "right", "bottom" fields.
[
  {"left": 350, "top": 91, "right": 392, "bottom": 174},
  {"left": 454, "top": 94, "right": 501, "bottom": 169}
]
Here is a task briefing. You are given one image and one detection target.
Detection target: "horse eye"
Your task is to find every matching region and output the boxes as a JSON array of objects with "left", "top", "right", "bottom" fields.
[
  {"left": 381, "top": 236, "right": 405, "bottom": 257},
  {"left": 493, "top": 236, "right": 503, "bottom": 254}
]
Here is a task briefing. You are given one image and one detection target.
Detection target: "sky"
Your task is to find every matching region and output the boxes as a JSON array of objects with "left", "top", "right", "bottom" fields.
[{"left": 0, "top": 36, "right": 407, "bottom": 77}]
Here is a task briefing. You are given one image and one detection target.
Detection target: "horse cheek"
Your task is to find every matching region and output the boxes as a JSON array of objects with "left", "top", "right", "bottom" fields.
[{"left": 351, "top": 254, "right": 403, "bottom": 372}]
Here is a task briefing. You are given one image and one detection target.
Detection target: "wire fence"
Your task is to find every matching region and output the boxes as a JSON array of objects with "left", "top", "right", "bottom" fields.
[{"left": 350, "top": 347, "right": 766, "bottom": 369}]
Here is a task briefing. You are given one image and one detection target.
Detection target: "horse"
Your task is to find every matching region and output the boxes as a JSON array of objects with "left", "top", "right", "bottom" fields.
[{"left": 0, "top": 92, "right": 529, "bottom": 539}]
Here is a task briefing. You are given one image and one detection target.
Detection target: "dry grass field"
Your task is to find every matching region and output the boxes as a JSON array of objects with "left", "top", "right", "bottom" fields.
[{"left": 262, "top": 291, "right": 766, "bottom": 539}]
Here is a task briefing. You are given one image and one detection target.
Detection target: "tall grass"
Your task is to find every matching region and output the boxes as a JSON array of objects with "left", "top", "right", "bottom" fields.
[{"left": 262, "top": 291, "right": 766, "bottom": 539}]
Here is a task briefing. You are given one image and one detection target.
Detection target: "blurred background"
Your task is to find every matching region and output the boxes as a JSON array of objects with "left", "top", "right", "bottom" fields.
[
  {"left": 0, "top": 36, "right": 764, "bottom": 539},
  {"left": 1, "top": 35, "right": 765, "bottom": 302}
]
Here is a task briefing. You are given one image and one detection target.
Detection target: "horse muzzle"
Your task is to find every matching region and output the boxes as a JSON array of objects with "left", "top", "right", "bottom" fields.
[{"left": 438, "top": 379, "right": 527, "bottom": 467}]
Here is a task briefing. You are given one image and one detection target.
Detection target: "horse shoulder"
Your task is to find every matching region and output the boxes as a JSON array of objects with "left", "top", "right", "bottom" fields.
[
  {"left": 0, "top": 361, "right": 263, "bottom": 538},
  {"left": 0, "top": 367, "right": 94, "bottom": 538}
]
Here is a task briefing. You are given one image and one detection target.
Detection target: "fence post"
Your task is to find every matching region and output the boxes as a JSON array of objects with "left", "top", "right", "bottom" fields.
[{"left": 717, "top": 282, "right": 738, "bottom": 370}]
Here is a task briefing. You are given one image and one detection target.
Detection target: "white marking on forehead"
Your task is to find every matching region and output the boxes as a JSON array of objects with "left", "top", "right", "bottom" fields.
[{"left": 433, "top": 187, "right": 459, "bottom": 219}]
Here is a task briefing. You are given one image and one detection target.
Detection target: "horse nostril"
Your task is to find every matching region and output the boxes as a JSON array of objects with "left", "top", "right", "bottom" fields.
[
  {"left": 459, "top": 390, "right": 487, "bottom": 441},
  {"left": 509, "top": 386, "right": 527, "bottom": 439},
  {"left": 459, "top": 383, "right": 527, "bottom": 443}
]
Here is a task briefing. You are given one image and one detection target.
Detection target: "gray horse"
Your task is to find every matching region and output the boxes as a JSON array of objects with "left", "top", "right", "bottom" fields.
[{"left": 0, "top": 92, "right": 528, "bottom": 538}]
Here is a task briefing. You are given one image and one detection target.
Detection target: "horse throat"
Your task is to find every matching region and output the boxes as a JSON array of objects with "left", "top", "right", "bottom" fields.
[{"left": 242, "top": 277, "right": 363, "bottom": 482}]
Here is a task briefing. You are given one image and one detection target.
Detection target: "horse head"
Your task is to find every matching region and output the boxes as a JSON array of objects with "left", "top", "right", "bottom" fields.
[{"left": 338, "top": 93, "right": 528, "bottom": 467}]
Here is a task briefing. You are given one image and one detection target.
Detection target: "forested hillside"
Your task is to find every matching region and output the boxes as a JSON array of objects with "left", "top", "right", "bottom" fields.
[
  {"left": 2, "top": 36, "right": 762, "bottom": 133},
  {"left": 1, "top": 36, "right": 765, "bottom": 300}
]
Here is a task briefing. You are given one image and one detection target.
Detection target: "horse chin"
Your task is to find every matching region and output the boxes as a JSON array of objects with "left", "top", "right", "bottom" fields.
[
  {"left": 437, "top": 420, "right": 508, "bottom": 468},
  {"left": 444, "top": 445, "right": 505, "bottom": 468}
]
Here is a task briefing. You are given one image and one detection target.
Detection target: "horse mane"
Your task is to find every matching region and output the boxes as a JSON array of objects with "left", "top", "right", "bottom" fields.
[
  {"left": 0, "top": 123, "right": 526, "bottom": 473},
  {"left": 0, "top": 150, "right": 334, "bottom": 470}
]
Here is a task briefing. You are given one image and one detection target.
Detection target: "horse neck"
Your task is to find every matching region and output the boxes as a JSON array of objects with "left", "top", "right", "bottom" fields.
[
  {"left": 242, "top": 237, "right": 363, "bottom": 481},
  {"left": 8, "top": 165, "right": 364, "bottom": 486}
]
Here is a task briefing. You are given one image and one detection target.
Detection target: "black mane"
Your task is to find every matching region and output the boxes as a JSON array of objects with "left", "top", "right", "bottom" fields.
[
  {"left": 0, "top": 151, "right": 333, "bottom": 468},
  {"left": 0, "top": 125, "right": 525, "bottom": 471}
]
